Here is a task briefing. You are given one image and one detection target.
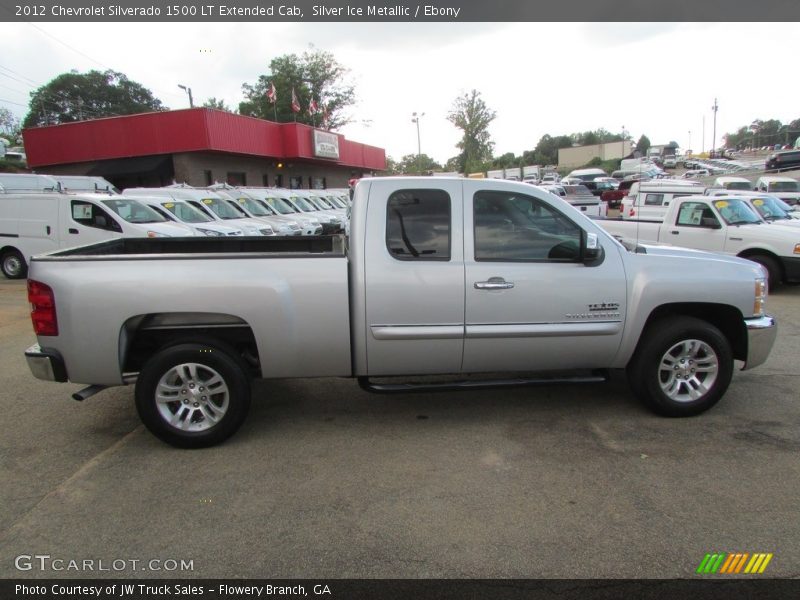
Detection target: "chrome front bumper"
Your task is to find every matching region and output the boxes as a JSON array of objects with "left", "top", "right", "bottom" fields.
[{"left": 742, "top": 315, "right": 777, "bottom": 371}]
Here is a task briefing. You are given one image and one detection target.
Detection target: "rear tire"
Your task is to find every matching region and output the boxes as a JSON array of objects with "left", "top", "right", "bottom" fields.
[
  {"left": 1, "top": 249, "right": 27, "bottom": 279},
  {"left": 628, "top": 316, "right": 733, "bottom": 417},
  {"left": 135, "top": 342, "right": 251, "bottom": 448},
  {"left": 747, "top": 254, "right": 780, "bottom": 292}
]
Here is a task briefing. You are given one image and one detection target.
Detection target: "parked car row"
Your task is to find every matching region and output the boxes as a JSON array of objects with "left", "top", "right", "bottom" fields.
[{"left": 0, "top": 173, "right": 352, "bottom": 279}]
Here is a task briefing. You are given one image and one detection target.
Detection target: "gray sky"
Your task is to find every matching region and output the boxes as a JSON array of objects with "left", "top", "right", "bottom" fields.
[{"left": 1, "top": 22, "right": 799, "bottom": 163}]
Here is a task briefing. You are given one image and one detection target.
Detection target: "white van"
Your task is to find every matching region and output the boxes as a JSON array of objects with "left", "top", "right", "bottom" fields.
[
  {"left": 123, "top": 187, "right": 275, "bottom": 236},
  {"left": 208, "top": 187, "right": 303, "bottom": 236},
  {"left": 134, "top": 197, "right": 244, "bottom": 237},
  {"left": 0, "top": 192, "right": 195, "bottom": 279},
  {"left": 620, "top": 180, "right": 706, "bottom": 220},
  {"left": 46, "top": 175, "right": 119, "bottom": 194},
  {"left": 754, "top": 176, "right": 800, "bottom": 205},
  {"left": 712, "top": 176, "right": 753, "bottom": 191},
  {"left": 564, "top": 168, "right": 608, "bottom": 182},
  {"left": 236, "top": 188, "right": 323, "bottom": 236}
]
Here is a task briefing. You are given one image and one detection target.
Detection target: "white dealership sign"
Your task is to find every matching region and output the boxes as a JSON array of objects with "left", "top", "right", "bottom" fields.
[{"left": 312, "top": 130, "right": 340, "bottom": 159}]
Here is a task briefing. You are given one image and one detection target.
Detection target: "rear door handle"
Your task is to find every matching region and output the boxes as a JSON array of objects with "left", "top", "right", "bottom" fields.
[
  {"left": 474, "top": 277, "right": 514, "bottom": 290},
  {"left": 69, "top": 228, "right": 79, "bottom": 234}
]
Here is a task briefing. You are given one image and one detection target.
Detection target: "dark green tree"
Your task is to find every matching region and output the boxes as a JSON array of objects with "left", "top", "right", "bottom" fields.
[
  {"left": 635, "top": 134, "right": 651, "bottom": 155},
  {"left": 23, "top": 69, "right": 165, "bottom": 128},
  {"left": 239, "top": 47, "right": 355, "bottom": 129},
  {"left": 397, "top": 153, "right": 441, "bottom": 173},
  {"left": 447, "top": 89, "right": 496, "bottom": 175},
  {"left": 203, "top": 97, "right": 232, "bottom": 111}
]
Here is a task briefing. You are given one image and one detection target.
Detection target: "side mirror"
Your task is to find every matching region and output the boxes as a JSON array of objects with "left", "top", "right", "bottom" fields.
[{"left": 583, "top": 232, "right": 604, "bottom": 265}]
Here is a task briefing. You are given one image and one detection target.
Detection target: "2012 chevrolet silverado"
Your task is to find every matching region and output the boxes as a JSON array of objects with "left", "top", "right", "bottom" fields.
[{"left": 24, "top": 178, "right": 777, "bottom": 447}]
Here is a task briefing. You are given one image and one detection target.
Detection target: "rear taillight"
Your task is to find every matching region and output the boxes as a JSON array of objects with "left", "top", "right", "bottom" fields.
[{"left": 28, "top": 280, "right": 58, "bottom": 336}]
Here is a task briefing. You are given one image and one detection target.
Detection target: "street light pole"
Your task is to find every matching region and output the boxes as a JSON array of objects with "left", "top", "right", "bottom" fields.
[
  {"left": 178, "top": 84, "right": 194, "bottom": 108},
  {"left": 711, "top": 97, "right": 718, "bottom": 157},
  {"left": 411, "top": 111, "right": 424, "bottom": 174}
]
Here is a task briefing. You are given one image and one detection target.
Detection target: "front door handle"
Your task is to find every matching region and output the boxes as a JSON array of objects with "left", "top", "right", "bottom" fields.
[
  {"left": 474, "top": 277, "right": 514, "bottom": 290},
  {"left": 670, "top": 230, "right": 679, "bottom": 235},
  {"left": 69, "top": 228, "right": 79, "bottom": 234}
]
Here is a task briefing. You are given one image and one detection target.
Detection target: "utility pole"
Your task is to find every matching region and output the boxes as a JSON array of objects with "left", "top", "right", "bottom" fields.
[
  {"left": 411, "top": 112, "right": 425, "bottom": 174},
  {"left": 711, "top": 98, "right": 718, "bottom": 156},
  {"left": 702, "top": 115, "right": 705, "bottom": 154},
  {"left": 178, "top": 84, "right": 194, "bottom": 108}
]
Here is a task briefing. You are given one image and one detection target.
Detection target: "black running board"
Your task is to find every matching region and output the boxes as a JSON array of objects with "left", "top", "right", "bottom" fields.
[{"left": 358, "top": 372, "right": 609, "bottom": 394}]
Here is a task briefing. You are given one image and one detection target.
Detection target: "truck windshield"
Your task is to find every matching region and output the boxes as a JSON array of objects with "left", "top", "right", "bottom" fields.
[
  {"left": 235, "top": 197, "right": 271, "bottom": 216},
  {"left": 725, "top": 182, "right": 752, "bottom": 191},
  {"left": 263, "top": 197, "right": 298, "bottom": 215},
  {"left": 161, "top": 202, "right": 213, "bottom": 223},
  {"left": 200, "top": 198, "right": 244, "bottom": 220},
  {"left": 713, "top": 199, "right": 762, "bottom": 225},
  {"left": 768, "top": 181, "right": 799, "bottom": 192},
  {"left": 750, "top": 197, "right": 791, "bottom": 220},
  {"left": 101, "top": 199, "right": 167, "bottom": 223}
]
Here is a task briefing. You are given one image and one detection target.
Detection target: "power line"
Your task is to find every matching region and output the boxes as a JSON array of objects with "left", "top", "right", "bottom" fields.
[
  {"left": 0, "top": 97, "right": 28, "bottom": 107},
  {"left": 27, "top": 23, "right": 112, "bottom": 71},
  {"left": 0, "top": 64, "right": 42, "bottom": 87}
]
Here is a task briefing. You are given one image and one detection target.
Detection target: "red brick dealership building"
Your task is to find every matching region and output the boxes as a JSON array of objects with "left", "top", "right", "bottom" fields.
[{"left": 22, "top": 108, "right": 386, "bottom": 190}]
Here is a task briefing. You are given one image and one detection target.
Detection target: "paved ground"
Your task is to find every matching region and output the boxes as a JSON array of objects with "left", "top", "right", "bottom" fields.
[{"left": 0, "top": 276, "right": 798, "bottom": 579}]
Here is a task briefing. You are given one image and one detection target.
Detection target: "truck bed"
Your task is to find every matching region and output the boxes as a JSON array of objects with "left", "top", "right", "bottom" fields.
[{"left": 29, "top": 235, "right": 351, "bottom": 385}]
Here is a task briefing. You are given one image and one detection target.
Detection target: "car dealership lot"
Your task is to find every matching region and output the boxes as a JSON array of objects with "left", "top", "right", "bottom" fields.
[{"left": 1, "top": 277, "right": 798, "bottom": 579}]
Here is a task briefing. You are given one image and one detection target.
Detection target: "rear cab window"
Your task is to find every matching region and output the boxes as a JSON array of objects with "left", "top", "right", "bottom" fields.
[{"left": 386, "top": 189, "right": 451, "bottom": 261}]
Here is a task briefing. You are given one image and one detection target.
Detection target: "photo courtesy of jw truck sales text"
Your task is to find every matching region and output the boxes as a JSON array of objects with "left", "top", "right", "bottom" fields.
[{"left": 24, "top": 177, "right": 777, "bottom": 447}]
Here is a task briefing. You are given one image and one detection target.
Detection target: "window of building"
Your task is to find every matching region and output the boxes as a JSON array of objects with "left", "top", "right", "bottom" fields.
[
  {"left": 262, "top": 174, "right": 269, "bottom": 187},
  {"left": 227, "top": 172, "right": 246, "bottom": 186},
  {"left": 289, "top": 176, "right": 302, "bottom": 189},
  {"left": 312, "top": 176, "right": 326, "bottom": 190},
  {"left": 473, "top": 190, "right": 581, "bottom": 262},
  {"left": 274, "top": 174, "right": 283, "bottom": 188},
  {"left": 386, "top": 189, "right": 451, "bottom": 261},
  {"left": 204, "top": 170, "right": 213, "bottom": 186}
]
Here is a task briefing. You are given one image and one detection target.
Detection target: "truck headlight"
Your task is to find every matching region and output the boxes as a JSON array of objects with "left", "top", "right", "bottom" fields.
[
  {"left": 147, "top": 231, "right": 168, "bottom": 238},
  {"left": 754, "top": 277, "right": 767, "bottom": 316},
  {"left": 259, "top": 227, "right": 274, "bottom": 236},
  {"left": 196, "top": 228, "right": 224, "bottom": 237}
]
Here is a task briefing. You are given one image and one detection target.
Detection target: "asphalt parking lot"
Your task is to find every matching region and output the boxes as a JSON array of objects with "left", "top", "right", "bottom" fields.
[{"left": 0, "top": 276, "right": 798, "bottom": 579}]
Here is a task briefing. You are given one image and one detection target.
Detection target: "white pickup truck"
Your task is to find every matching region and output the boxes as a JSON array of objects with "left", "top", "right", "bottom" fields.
[
  {"left": 24, "top": 178, "right": 777, "bottom": 447},
  {"left": 596, "top": 194, "right": 800, "bottom": 289}
]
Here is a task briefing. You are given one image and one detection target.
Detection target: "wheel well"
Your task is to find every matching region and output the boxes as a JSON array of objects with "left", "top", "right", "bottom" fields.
[
  {"left": 737, "top": 249, "right": 783, "bottom": 279},
  {"left": 1, "top": 245, "right": 22, "bottom": 257},
  {"left": 636, "top": 303, "right": 747, "bottom": 362},
  {"left": 121, "top": 313, "right": 261, "bottom": 377}
]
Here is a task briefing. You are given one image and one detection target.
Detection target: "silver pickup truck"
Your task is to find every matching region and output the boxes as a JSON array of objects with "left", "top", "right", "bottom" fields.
[{"left": 25, "top": 177, "right": 777, "bottom": 447}]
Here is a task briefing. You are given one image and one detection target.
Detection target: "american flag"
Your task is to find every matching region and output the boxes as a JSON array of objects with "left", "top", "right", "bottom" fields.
[
  {"left": 290, "top": 88, "right": 300, "bottom": 113},
  {"left": 266, "top": 82, "right": 277, "bottom": 104}
]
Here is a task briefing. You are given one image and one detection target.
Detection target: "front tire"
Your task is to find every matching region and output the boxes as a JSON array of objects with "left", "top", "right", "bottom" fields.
[
  {"left": 628, "top": 317, "right": 733, "bottom": 417},
  {"left": 135, "top": 342, "right": 251, "bottom": 448},
  {"left": 1, "top": 249, "right": 27, "bottom": 279},
  {"left": 747, "top": 254, "right": 780, "bottom": 292}
]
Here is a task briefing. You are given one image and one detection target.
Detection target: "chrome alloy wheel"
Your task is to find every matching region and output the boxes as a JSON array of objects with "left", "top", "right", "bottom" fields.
[
  {"left": 658, "top": 339, "right": 719, "bottom": 403},
  {"left": 155, "top": 363, "right": 230, "bottom": 432}
]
